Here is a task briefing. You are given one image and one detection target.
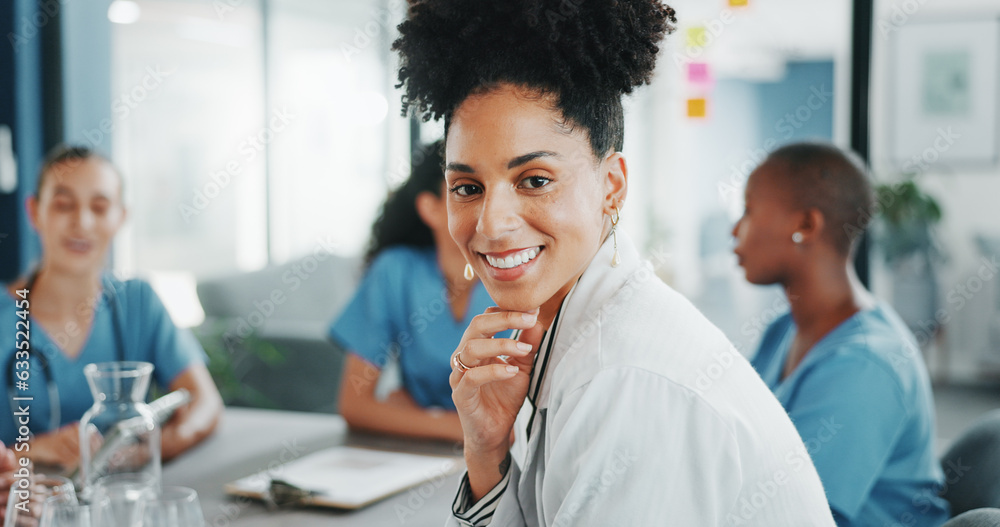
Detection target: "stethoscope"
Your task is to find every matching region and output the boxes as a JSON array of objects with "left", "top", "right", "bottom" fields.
[{"left": 6, "top": 269, "right": 126, "bottom": 434}]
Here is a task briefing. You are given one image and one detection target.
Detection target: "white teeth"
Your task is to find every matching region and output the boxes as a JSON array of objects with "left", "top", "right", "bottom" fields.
[{"left": 486, "top": 247, "right": 541, "bottom": 270}]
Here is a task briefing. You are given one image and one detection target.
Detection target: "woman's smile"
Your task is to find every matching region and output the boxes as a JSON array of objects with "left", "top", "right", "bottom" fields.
[
  {"left": 480, "top": 246, "right": 544, "bottom": 280},
  {"left": 63, "top": 236, "right": 95, "bottom": 254}
]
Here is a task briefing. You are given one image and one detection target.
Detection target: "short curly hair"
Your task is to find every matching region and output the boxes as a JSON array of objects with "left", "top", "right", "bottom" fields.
[
  {"left": 765, "top": 142, "right": 875, "bottom": 256},
  {"left": 392, "top": 0, "right": 676, "bottom": 158}
]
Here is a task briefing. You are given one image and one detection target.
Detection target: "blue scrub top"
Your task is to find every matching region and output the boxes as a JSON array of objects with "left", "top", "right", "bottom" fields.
[
  {"left": 0, "top": 276, "right": 207, "bottom": 443},
  {"left": 751, "top": 303, "right": 950, "bottom": 527},
  {"left": 328, "top": 246, "right": 494, "bottom": 410}
]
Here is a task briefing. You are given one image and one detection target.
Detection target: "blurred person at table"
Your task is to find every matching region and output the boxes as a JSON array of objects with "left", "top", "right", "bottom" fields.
[
  {"left": 329, "top": 140, "right": 493, "bottom": 442},
  {"left": 732, "top": 142, "right": 950, "bottom": 526},
  {"left": 0, "top": 145, "right": 223, "bottom": 471}
]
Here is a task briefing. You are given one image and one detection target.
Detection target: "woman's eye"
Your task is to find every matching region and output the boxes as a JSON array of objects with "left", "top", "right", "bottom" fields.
[
  {"left": 450, "top": 184, "right": 481, "bottom": 197},
  {"left": 521, "top": 176, "right": 551, "bottom": 189},
  {"left": 53, "top": 200, "right": 73, "bottom": 211}
]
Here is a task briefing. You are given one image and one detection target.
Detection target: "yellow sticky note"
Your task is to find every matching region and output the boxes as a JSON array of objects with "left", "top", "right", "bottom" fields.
[
  {"left": 686, "top": 26, "right": 706, "bottom": 48},
  {"left": 729, "top": 0, "right": 748, "bottom": 7},
  {"left": 687, "top": 98, "right": 707, "bottom": 118}
]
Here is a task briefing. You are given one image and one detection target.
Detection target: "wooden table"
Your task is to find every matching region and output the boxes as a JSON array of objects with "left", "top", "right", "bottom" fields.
[{"left": 162, "top": 407, "right": 463, "bottom": 526}]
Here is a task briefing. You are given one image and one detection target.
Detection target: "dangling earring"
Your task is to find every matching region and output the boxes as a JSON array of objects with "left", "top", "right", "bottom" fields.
[
  {"left": 792, "top": 232, "right": 804, "bottom": 244},
  {"left": 464, "top": 263, "right": 475, "bottom": 280},
  {"left": 610, "top": 206, "right": 622, "bottom": 267}
]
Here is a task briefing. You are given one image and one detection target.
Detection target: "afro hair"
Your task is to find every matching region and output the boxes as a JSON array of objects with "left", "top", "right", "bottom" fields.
[{"left": 392, "top": 0, "right": 676, "bottom": 158}]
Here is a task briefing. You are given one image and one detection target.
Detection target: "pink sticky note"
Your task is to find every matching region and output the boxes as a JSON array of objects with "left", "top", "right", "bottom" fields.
[{"left": 688, "top": 62, "right": 711, "bottom": 84}]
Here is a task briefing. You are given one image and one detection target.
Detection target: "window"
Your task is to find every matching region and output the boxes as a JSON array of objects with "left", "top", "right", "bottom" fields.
[{"left": 111, "top": 0, "right": 408, "bottom": 325}]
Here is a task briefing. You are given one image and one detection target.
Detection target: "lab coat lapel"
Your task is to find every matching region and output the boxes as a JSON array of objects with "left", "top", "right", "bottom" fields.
[
  {"left": 514, "top": 234, "right": 644, "bottom": 526},
  {"left": 539, "top": 232, "right": 643, "bottom": 407},
  {"left": 518, "top": 407, "right": 547, "bottom": 527}
]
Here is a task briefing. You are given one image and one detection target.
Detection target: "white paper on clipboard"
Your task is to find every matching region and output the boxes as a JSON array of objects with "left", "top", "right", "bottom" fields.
[{"left": 224, "top": 445, "right": 463, "bottom": 509}]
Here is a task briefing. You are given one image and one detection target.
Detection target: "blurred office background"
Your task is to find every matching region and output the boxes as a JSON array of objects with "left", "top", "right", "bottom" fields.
[{"left": 1, "top": 0, "right": 998, "bottom": 439}]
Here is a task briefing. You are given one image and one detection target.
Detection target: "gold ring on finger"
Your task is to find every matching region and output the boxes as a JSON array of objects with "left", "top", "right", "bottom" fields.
[{"left": 453, "top": 353, "right": 471, "bottom": 373}]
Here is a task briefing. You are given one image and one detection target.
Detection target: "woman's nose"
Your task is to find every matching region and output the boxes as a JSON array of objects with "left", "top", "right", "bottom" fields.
[
  {"left": 476, "top": 190, "right": 520, "bottom": 240},
  {"left": 75, "top": 207, "right": 95, "bottom": 230}
]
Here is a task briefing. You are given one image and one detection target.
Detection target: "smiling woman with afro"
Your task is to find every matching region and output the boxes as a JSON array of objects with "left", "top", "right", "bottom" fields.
[{"left": 391, "top": 1, "right": 837, "bottom": 525}]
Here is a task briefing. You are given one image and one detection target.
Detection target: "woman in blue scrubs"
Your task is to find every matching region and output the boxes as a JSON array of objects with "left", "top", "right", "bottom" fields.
[
  {"left": 732, "top": 142, "right": 950, "bottom": 526},
  {"left": 329, "top": 141, "right": 493, "bottom": 442},
  {"left": 1, "top": 145, "right": 222, "bottom": 469}
]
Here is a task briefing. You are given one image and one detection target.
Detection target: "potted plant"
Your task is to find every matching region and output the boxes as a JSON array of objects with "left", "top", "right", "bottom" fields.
[
  {"left": 872, "top": 176, "right": 944, "bottom": 345},
  {"left": 194, "top": 321, "right": 286, "bottom": 409}
]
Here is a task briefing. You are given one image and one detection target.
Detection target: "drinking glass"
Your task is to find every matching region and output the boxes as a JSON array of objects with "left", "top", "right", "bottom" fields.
[
  {"left": 89, "top": 473, "right": 156, "bottom": 527},
  {"left": 4, "top": 475, "right": 77, "bottom": 527},
  {"left": 139, "top": 487, "right": 205, "bottom": 527},
  {"left": 38, "top": 500, "right": 94, "bottom": 527},
  {"left": 3, "top": 482, "right": 39, "bottom": 527},
  {"left": 33, "top": 477, "right": 76, "bottom": 507}
]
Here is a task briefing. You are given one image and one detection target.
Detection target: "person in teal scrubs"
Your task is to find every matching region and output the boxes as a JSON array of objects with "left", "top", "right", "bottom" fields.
[
  {"left": 732, "top": 142, "right": 950, "bottom": 526},
  {"left": 330, "top": 141, "right": 493, "bottom": 442},
  {"left": 1, "top": 145, "right": 223, "bottom": 470}
]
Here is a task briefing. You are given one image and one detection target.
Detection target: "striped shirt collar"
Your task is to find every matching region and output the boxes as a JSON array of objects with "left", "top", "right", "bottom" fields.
[{"left": 525, "top": 280, "right": 576, "bottom": 416}]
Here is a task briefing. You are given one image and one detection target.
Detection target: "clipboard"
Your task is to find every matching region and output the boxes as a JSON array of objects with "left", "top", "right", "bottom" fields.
[{"left": 223, "top": 445, "right": 463, "bottom": 509}]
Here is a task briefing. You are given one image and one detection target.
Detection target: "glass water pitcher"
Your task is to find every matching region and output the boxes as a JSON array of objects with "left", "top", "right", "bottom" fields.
[{"left": 78, "top": 361, "right": 161, "bottom": 499}]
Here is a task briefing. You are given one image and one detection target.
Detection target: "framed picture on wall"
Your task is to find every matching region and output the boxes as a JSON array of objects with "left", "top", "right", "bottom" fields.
[{"left": 890, "top": 18, "right": 1000, "bottom": 170}]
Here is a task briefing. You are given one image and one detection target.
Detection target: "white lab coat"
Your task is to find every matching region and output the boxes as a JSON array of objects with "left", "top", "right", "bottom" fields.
[{"left": 447, "top": 233, "right": 835, "bottom": 526}]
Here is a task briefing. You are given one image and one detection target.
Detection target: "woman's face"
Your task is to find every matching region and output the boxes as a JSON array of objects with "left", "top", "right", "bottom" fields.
[
  {"left": 28, "top": 157, "right": 125, "bottom": 276},
  {"left": 445, "top": 84, "right": 626, "bottom": 314},
  {"left": 731, "top": 164, "right": 800, "bottom": 285}
]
